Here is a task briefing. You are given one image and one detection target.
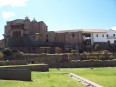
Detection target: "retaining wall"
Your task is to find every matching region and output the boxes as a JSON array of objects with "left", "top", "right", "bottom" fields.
[
  {"left": 0, "top": 68, "right": 31, "bottom": 81},
  {"left": 0, "top": 60, "right": 27, "bottom": 66},
  {"left": 1, "top": 53, "right": 116, "bottom": 68},
  {"left": 0, "top": 64, "right": 49, "bottom": 72},
  {"left": 14, "top": 54, "right": 116, "bottom": 68}
]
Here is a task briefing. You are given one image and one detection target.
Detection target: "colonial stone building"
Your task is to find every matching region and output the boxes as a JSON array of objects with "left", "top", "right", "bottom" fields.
[
  {"left": 4, "top": 17, "right": 83, "bottom": 53},
  {"left": 4, "top": 17, "right": 116, "bottom": 53}
]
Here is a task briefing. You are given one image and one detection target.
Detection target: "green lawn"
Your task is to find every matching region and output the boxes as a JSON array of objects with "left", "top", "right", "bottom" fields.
[
  {"left": 0, "top": 72, "right": 84, "bottom": 87},
  {"left": 50, "top": 67, "right": 116, "bottom": 87},
  {"left": 0, "top": 67, "right": 116, "bottom": 87}
]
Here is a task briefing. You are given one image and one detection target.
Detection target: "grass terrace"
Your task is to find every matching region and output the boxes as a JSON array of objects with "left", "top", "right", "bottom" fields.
[
  {"left": 0, "top": 72, "right": 84, "bottom": 87},
  {"left": 50, "top": 67, "right": 116, "bottom": 87},
  {"left": 0, "top": 67, "right": 116, "bottom": 87}
]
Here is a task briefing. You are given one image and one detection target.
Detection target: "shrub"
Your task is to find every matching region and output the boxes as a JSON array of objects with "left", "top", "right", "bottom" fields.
[
  {"left": 95, "top": 44, "right": 100, "bottom": 51},
  {"left": 3, "top": 48, "right": 12, "bottom": 60},
  {"left": 71, "top": 50, "right": 76, "bottom": 54},
  {"left": 92, "top": 56, "right": 98, "bottom": 60},
  {"left": 102, "top": 50, "right": 109, "bottom": 53},
  {"left": 3, "top": 48, "right": 12, "bottom": 56},
  {"left": 0, "top": 52, "right": 3, "bottom": 59},
  {"left": 0, "top": 46, "right": 5, "bottom": 51},
  {"left": 86, "top": 55, "right": 90, "bottom": 60},
  {"left": 85, "top": 45, "right": 93, "bottom": 52},
  {"left": 89, "top": 56, "right": 97, "bottom": 60},
  {"left": 55, "top": 47, "right": 62, "bottom": 54},
  {"left": 109, "top": 55, "right": 115, "bottom": 60},
  {"left": 0, "top": 47, "right": 3, "bottom": 52},
  {"left": 81, "top": 55, "right": 86, "bottom": 60},
  {"left": 99, "top": 55, "right": 105, "bottom": 60},
  {"left": 12, "top": 51, "right": 20, "bottom": 58}
]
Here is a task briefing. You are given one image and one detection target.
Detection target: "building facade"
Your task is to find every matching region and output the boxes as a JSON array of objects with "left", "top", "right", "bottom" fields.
[
  {"left": 4, "top": 17, "right": 83, "bottom": 53},
  {"left": 83, "top": 29, "right": 116, "bottom": 44},
  {"left": 4, "top": 17, "right": 116, "bottom": 53},
  {"left": 82, "top": 29, "right": 116, "bottom": 50}
]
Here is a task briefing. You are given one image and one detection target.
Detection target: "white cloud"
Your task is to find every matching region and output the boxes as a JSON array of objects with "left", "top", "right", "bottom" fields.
[
  {"left": 111, "top": 27, "right": 116, "bottom": 30},
  {"left": 0, "top": 0, "right": 28, "bottom": 8},
  {"left": 2, "top": 11, "right": 15, "bottom": 19}
]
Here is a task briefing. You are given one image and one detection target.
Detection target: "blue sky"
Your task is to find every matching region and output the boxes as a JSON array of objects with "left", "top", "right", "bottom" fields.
[{"left": 0, "top": 0, "right": 116, "bottom": 39}]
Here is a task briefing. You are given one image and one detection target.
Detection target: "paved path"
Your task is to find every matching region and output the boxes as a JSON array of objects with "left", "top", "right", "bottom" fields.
[{"left": 69, "top": 73, "right": 103, "bottom": 87}]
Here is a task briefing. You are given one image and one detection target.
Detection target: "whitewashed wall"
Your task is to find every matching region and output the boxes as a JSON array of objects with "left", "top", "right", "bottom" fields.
[
  {"left": 91, "top": 29, "right": 116, "bottom": 44},
  {"left": 106, "top": 30, "right": 116, "bottom": 44}
]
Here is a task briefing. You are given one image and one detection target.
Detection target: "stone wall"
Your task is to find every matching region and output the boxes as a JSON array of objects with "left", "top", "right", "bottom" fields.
[
  {"left": 12, "top": 53, "right": 116, "bottom": 68},
  {"left": 70, "top": 60, "right": 116, "bottom": 68},
  {"left": 0, "top": 60, "right": 27, "bottom": 66},
  {"left": 0, "top": 64, "right": 49, "bottom": 72},
  {"left": 0, "top": 68, "right": 31, "bottom": 81}
]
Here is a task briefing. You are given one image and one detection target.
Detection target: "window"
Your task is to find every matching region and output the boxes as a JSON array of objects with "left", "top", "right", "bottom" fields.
[
  {"left": 15, "top": 31, "right": 19, "bottom": 37},
  {"left": 46, "top": 39, "right": 49, "bottom": 42},
  {"left": 102, "top": 34, "right": 104, "bottom": 37},
  {"left": 12, "top": 30, "right": 21, "bottom": 38},
  {"left": 114, "top": 40, "right": 116, "bottom": 43},
  {"left": 18, "top": 31, "right": 21, "bottom": 37},
  {"left": 96, "top": 34, "right": 98, "bottom": 37},
  {"left": 72, "top": 33, "right": 75, "bottom": 37},
  {"left": 113, "top": 34, "right": 115, "bottom": 37},
  {"left": 106, "top": 34, "right": 109, "bottom": 37},
  {"left": 107, "top": 40, "right": 110, "bottom": 44}
]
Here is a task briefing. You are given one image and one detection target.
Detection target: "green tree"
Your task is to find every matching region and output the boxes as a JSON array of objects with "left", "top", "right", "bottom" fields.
[{"left": 3, "top": 48, "right": 12, "bottom": 60}]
